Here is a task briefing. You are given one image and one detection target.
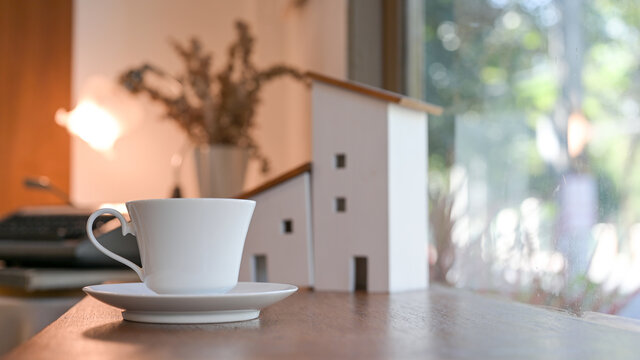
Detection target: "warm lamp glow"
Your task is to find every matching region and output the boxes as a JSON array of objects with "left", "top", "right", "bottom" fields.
[
  {"left": 56, "top": 101, "right": 122, "bottom": 152},
  {"left": 567, "top": 111, "right": 592, "bottom": 158}
]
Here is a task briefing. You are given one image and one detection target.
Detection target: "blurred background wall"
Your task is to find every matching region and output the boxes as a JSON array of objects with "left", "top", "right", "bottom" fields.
[{"left": 71, "top": 0, "right": 347, "bottom": 207}]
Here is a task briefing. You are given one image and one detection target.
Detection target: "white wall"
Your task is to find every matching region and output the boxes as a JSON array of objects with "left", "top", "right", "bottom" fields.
[
  {"left": 239, "top": 173, "right": 313, "bottom": 287},
  {"left": 387, "top": 104, "right": 428, "bottom": 292},
  {"left": 311, "top": 82, "right": 390, "bottom": 292},
  {"left": 72, "top": 0, "right": 347, "bottom": 206}
]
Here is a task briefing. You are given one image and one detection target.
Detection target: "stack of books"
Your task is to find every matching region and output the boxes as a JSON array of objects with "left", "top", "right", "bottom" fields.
[
  {"left": 0, "top": 206, "right": 140, "bottom": 292},
  {"left": 0, "top": 267, "right": 138, "bottom": 292}
]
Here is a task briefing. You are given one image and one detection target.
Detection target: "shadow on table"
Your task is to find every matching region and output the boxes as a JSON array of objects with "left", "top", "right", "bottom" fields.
[{"left": 83, "top": 318, "right": 261, "bottom": 343}]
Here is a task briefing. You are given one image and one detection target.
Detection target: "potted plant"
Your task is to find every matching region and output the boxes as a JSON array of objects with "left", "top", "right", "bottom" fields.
[{"left": 119, "top": 21, "right": 307, "bottom": 197}]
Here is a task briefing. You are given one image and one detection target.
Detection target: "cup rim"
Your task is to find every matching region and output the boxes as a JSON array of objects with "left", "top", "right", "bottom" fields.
[{"left": 125, "top": 198, "right": 255, "bottom": 206}]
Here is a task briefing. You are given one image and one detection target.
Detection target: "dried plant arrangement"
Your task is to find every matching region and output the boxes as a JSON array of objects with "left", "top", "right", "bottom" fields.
[{"left": 119, "top": 21, "right": 308, "bottom": 172}]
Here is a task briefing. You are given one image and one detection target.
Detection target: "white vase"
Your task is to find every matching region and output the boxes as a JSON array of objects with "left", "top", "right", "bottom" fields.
[{"left": 193, "top": 144, "right": 250, "bottom": 198}]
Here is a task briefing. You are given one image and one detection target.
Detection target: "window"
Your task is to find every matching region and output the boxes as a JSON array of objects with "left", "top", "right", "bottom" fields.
[
  {"left": 400, "top": 0, "right": 640, "bottom": 319},
  {"left": 335, "top": 197, "right": 347, "bottom": 212},
  {"left": 335, "top": 153, "right": 346, "bottom": 168},
  {"left": 282, "top": 219, "right": 293, "bottom": 234}
]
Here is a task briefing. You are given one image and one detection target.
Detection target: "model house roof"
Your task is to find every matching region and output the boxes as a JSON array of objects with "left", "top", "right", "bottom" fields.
[
  {"left": 306, "top": 72, "right": 443, "bottom": 116},
  {"left": 237, "top": 74, "right": 441, "bottom": 200},
  {"left": 237, "top": 162, "right": 311, "bottom": 199}
]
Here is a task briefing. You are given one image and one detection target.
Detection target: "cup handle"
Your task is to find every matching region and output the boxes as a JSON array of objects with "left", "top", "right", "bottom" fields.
[{"left": 86, "top": 208, "right": 144, "bottom": 281}]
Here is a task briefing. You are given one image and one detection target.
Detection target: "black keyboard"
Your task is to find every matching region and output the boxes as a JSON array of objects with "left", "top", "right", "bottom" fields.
[{"left": 0, "top": 213, "right": 113, "bottom": 240}]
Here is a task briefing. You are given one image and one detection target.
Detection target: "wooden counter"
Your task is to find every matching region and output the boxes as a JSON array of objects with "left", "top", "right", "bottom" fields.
[{"left": 4, "top": 286, "right": 640, "bottom": 359}]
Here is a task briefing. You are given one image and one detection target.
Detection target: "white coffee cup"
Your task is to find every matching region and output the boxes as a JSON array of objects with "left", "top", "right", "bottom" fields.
[{"left": 86, "top": 198, "right": 255, "bottom": 294}]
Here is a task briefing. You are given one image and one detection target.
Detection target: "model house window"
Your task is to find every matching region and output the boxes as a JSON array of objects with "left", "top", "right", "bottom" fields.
[
  {"left": 353, "top": 256, "right": 368, "bottom": 291},
  {"left": 282, "top": 219, "right": 293, "bottom": 234},
  {"left": 335, "top": 197, "right": 346, "bottom": 212},
  {"left": 253, "top": 255, "right": 267, "bottom": 283},
  {"left": 335, "top": 153, "right": 346, "bottom": 168}
]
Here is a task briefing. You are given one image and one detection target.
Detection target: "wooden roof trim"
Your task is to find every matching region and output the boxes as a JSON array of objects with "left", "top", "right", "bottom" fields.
[
  {"left": 236, "top": 162, "right": 312, "bottom": 199},
  {"left": 306, "top": 72, "right": 443, "bottom": 116}
]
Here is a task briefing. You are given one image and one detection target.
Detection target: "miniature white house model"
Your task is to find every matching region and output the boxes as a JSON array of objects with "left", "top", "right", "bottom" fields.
[{"left": 238, "top": 73, "right": 442, "bottom": 293}]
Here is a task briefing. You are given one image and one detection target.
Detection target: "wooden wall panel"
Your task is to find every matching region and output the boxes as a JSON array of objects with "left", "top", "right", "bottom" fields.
[{"left": 0, "top": 0, "right": 72, "bottom": 217}]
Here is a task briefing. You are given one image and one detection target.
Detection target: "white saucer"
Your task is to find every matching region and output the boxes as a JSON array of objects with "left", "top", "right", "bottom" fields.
[{"left": 83, "top": 282, "right": 297, "bottom": 324}]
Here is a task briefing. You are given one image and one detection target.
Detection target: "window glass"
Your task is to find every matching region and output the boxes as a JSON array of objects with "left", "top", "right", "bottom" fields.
[{"left": 422, "top": 0, "right": 640, "bottom": 318}]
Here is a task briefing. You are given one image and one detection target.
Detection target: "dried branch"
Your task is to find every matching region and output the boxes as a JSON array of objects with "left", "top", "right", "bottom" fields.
[{"left": 118, "top": 20, "right": 307, "bottom": 173}]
